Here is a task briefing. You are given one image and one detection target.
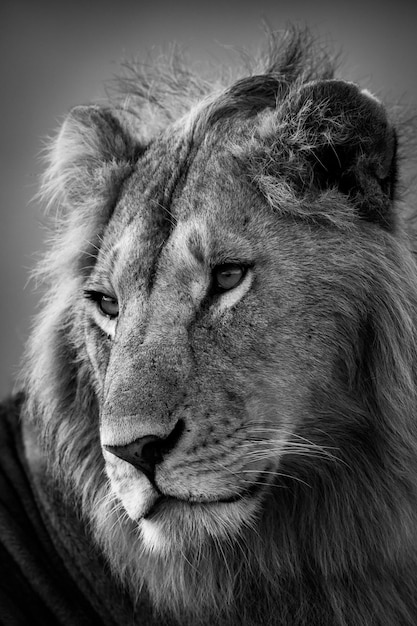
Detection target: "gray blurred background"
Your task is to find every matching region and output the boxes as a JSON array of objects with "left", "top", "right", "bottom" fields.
[{"left": 1, "top": 0, "right": 416, "bottom": 397}]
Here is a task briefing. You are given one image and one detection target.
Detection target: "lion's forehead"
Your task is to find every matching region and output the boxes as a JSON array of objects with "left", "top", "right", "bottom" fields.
[
  {"left": 98, "top": 130, "right": 264, "bottom": 289},
  {"left": 113, "top": 215, "right": 255, "bottom": 274},
  {"left": 110, "top": 120, "right": 247, "bottom": 225}
]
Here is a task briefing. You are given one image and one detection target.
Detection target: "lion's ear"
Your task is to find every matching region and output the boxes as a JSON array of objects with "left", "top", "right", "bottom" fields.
[
  {"left": 44, "top": 106, "right": 138, "bottom": 215},
  {"left": 289, "top": 80, "right": 398, "bottom": 229},
  {"left": 41, "top": 106, "right": 140, "bottom": 276}
]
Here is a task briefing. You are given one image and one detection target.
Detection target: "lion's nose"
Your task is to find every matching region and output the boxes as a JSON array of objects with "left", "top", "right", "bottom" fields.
[{"left": 103, "top": 419, "right": 184, "bottom": 482}]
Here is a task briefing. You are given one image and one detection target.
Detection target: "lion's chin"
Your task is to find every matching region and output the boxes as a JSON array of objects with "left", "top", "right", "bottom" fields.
[{"left": 129, "top": 495, "right": 261, "bottom": 555}]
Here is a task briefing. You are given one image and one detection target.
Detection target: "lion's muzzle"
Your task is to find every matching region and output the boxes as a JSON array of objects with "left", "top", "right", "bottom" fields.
[{"left": 104, "top": 419, "right": 184, "bottom": 482}]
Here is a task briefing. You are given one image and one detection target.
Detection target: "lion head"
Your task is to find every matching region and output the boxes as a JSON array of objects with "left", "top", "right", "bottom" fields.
[{"left": 22, "top": 30, "right": 417, "bottom": 625}]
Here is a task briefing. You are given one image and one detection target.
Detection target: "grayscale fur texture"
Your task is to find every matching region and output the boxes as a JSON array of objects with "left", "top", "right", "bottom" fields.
[{"left": 19, "top": 27, "right": 417, "bottom": 626}]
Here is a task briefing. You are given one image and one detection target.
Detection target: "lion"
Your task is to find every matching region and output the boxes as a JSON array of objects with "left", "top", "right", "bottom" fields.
[{"left": 1, "top": 27, "right": 417, "bottom": 626}]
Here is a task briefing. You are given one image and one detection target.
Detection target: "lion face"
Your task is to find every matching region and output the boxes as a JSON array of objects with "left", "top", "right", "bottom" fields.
[{"left": 81, "top": 128, "right": 342, "bottom": 553}]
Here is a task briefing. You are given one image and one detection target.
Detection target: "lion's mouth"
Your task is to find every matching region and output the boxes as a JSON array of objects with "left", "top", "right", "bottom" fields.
[
  {"left": 142, "top": 493, "right": 240, "bottom": 519},
  {"left": 143, "top": 470, "right": 271, "bottom": 520}
]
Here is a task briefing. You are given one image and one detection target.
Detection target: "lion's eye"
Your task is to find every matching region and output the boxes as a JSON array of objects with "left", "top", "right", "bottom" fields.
[
  {"left": 99, "top": 295, "right": 119, "bottom": 318},
  {"left": 84, "top": 291, "right": 119, "bottom": 319},
  {"left": 213, "top": 264, "right": 246, "bottom": 292}
]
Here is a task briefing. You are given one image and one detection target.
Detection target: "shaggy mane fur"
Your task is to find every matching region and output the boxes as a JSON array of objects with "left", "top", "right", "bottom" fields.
[
  {"left": 111, "top": 27, "right": 334, "bottom": 135},
  {"left": 20, "top": 27, "right": 417, "bottom": 626}
]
